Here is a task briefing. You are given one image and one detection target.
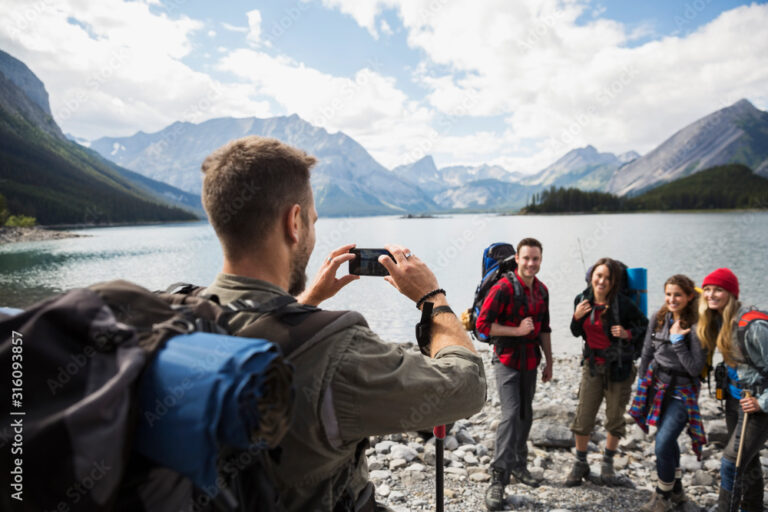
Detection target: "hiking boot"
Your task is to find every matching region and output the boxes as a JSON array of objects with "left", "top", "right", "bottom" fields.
[
  {"left": 599, "top": 462, "right": 634, "bottom": 488},
  {"left": 565, "top": 460, "right": 590, "bottom": 487},
  {"left": 484, "top": 469, "right": 506, "bottom": 511},
  {"left": 510, "top": 466, "right": 542, "bottom": 488},
  {"left": 672, "top": 484, "right": 700, "bottom": 510},
  {"left": 639, "top": 490, "right": 676, "bottom": 512}
]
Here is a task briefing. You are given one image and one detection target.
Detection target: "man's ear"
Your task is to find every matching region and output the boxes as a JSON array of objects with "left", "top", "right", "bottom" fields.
[{"left": 284, "top": 203, "right": 302, "bottom": 244}]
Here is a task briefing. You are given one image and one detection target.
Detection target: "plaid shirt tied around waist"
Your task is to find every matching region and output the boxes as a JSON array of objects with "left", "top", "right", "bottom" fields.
[{"left": 629, "top": 364, "right": 707, "bottom": 459}]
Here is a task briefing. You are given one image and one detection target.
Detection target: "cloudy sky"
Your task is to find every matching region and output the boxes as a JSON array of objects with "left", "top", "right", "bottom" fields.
[{"left": 1, "top": 0, "right": 767, "bottom": 173}]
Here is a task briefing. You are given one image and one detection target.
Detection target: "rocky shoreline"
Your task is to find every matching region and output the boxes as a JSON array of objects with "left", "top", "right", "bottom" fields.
[
  {"left": 0, "top": 226, "right": 84, "bottom": 244},
  {"left": 367, "top": 346, "right": 766, "bottom": 511}
]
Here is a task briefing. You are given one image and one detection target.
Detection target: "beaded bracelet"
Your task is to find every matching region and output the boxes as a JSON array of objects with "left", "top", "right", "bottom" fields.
[{"left": 416, "top": 288, "right": 446, "bottom": 310}]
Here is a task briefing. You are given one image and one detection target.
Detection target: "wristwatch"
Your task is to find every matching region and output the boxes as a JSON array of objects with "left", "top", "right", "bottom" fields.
[{"left": 431, "top": 305, "right": 454, "bottom": 318}]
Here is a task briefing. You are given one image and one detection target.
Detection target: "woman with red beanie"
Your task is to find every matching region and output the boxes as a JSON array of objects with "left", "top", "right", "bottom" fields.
[{"left": 696, "top": 268, "right": 768, "bottom": 512}]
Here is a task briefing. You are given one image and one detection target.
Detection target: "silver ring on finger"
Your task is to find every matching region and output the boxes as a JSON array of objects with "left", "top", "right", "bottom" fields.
[{"left": 404, "top": 252, "right": 412, "bottom": 259}]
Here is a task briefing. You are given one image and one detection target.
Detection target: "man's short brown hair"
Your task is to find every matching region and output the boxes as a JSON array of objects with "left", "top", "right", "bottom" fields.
[
  {"left": 201, "top": 136, "right": 316, "bottom": 259},
  {"left": 517, "top": 237, "right": 543, "bottom": 254}
]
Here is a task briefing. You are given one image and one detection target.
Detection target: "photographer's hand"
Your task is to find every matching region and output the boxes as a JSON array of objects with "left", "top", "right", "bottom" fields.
[
  {"left": 296, "top": 243, "right": 360, "bottom": 306},
  {"left": 379, "top": 244, "right": 440, "bottom": 302}
]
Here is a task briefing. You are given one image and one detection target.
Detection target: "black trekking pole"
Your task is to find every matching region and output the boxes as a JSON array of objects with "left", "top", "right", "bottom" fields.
[
  {"left": 434, "top": 424, "right": 446, "bottom": 512},
  {"left": 730, "top": 391, "right": 751, "bottom": 512}
]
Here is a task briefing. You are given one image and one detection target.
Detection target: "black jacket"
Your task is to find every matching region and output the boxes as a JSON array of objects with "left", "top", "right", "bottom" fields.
[{"left": 570, "top": 287, "right": 649, "bottom": 360}]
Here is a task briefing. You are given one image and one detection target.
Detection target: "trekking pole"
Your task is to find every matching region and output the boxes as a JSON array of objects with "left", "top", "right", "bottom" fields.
[
  {"left": 730, "top": 391, "right": 751, "bottom": 512},
  {"left": 434, "top": 424, "right": 446, "bottom": 512}
]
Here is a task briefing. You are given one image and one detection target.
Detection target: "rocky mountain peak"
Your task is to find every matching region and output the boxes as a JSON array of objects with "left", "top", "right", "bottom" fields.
[{"left": 0, "top": 50, "right": 52, "bottom": 116}]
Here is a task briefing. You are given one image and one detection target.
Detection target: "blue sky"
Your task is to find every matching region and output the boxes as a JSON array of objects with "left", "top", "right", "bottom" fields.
[{"left": 1, "top": 0, "right": 767, "bottom": 173}]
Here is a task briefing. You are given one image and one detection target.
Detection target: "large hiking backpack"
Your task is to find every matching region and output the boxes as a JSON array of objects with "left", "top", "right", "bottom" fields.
[
  {"left": 585, "top": 260, "right": 648, "bottom": 316},
  {"left": 0, "top": 280, "right": 295, "bottom": 512},
  {"left": 736, "top": 308, "right": 768, "bottom": 386},
  {"left": 462, "top": 243, "right": 518, "bottom": 341}
]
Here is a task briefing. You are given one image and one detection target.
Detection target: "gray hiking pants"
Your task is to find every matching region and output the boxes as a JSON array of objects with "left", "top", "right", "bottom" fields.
[{"left": 490, "top": 356, "right": 537, "bottom": 479}]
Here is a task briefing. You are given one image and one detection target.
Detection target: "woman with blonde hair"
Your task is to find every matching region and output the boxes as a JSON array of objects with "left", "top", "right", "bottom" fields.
[
  {"left": 630, "top": 274, "right": 705, "bottom": 512},
  {"left": 696, "top": 268, "right": 768, "bottom": 512}
]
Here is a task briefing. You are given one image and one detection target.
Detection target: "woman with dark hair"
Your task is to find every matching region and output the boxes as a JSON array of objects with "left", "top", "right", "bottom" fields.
[
  {"left": 566, "top": 258, "right": 649, "bottom": 487},
  {"left": 695, "top": 268, "right": 768, "bottom": 512},
  {"left": 629, "top": 275, "right": 705, "bottom": 512}
]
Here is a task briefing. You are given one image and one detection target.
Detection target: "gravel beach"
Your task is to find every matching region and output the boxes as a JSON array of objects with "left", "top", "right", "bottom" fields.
[
  {"left": 0, "top": 226, "right": 83, "bottom": 244},
  {"left": 366, "top": 344, "right": 767, "bottom": 511}
]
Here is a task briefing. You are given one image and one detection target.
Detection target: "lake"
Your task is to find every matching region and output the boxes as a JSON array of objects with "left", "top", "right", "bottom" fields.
[{"left": 1, "top": 212, "right": 766, "bottom": 355}]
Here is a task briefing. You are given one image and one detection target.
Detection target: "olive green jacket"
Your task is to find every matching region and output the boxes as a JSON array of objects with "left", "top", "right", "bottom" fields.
[{"left": 205, "top": 273, "right": 487, "bottom": 511}]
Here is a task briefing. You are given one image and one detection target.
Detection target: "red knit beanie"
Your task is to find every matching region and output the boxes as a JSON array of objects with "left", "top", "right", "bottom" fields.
[{"left": 702, "top": 268, "right": 739, "bottom": 299}]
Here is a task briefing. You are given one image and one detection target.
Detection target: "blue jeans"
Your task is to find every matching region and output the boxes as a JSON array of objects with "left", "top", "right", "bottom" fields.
[{"left": 655, "top": 397, "right": 688, "bottom": 483}]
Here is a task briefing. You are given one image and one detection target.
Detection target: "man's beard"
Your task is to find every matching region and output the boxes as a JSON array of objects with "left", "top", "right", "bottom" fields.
[{"left": 288, "top": 238, "right": 311, "bottom": 296}]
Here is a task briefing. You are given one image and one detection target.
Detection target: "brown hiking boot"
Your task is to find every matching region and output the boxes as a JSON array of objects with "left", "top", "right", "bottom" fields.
[
  {"left": 639, "top": 490, "right": 676, "bottom": 512},
  {"left": 600, "top": 461, "right": 634, "bottom": 488},
  {"left": 564, "top": 460, "right": 590, "bottom": 487}
]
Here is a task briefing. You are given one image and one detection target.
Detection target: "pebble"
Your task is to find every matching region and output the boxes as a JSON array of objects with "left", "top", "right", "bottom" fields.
[
  {"left": 390, "top": 444, "right": 418, "bottom": 462},
  {"left": 444, "top": 436, "right": 459, "bottom": 451},
  {"left": 389, "top": 458, "right": 407, "bottom": 470},
  {"left": 470, "top": 472, "right": 491, "bottom": 482},
  {"left": 369, "top": 470, "right": 391, "bottom": 482},
  {"left": 691, "top": 469, "right": 714, "bottom": 486}
]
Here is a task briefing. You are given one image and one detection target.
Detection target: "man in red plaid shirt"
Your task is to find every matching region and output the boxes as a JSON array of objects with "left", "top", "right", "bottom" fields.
[{"left": 477, "top": 238, "right": 553, "bottom": 511}]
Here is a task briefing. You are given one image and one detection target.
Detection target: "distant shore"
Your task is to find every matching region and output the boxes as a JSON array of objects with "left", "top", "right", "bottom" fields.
[{"left": 0, "top": 226, "right": 85, "bottom": 245}]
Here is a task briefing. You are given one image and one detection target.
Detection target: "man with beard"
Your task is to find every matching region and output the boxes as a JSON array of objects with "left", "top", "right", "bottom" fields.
[
  {"left": 477, "top": 238, "right": 553, "bottom": 511},
  {"left": 200, "top": 136, "right": 487, "bottom": 512}
]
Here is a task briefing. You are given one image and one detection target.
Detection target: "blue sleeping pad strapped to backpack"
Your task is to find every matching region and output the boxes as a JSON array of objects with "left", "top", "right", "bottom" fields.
[
  {"left": 625, "top": 267, "right": 648, "bottom": 317},
  {"left": 134, "top": 332, "right": 285, "bottom": 494}
]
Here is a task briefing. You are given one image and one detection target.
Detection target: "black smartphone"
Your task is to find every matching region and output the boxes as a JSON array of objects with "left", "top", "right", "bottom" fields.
[{"left": 349, "top": 248, "right": 393, "bottom": 276}]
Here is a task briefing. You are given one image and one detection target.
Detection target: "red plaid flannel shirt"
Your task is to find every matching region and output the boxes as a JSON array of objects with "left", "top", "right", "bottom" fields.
[{"left": 476, "top": 270, "right": 551, "bottom": 370}]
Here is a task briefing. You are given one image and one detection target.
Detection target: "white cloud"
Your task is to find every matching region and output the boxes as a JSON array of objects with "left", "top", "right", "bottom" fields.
[
  {"left": 218, "top": 49, "right": 435, "bottom": 168},
  {"left": 246, "top": 9, "right": 263, "bottom": 47},
  {"left": 0, "top": 0, "right": 271, "bottom": 140},
  {"left": 221, "top": 21, "right": 248, "bottom": 33},
  {"left": 379, "top": 19, "right": 393, "bottom": 36},
  {"left": 207, "top": 29, "right": 216, "bottom": 37},
  {"left": 321, "top": 0, "right": 768, "bottom": 171}
]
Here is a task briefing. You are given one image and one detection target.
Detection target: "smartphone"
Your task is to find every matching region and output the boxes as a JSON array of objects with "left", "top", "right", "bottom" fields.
[{"left": 349, "top": 248, "right": 393, "bottom": 276}]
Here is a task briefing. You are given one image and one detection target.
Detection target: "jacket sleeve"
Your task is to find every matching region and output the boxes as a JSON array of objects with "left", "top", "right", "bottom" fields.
[
  {"left": 621, "top": 296, "right": 649, "bottom": 346},
  {"left": 672, "top": 327, "right": 705, "bottom": 378},
  {"left": 638, "top": 312, "right": 656, "bottom": 377},
  {"left": 331, "top": 325, "right": 487, "bottom": 440},
  {"left": 570, "top": 294, "right": 586, "bottom": 338},
  {"left": 744, "top": 320, "right": 768, "bottom": 412}
]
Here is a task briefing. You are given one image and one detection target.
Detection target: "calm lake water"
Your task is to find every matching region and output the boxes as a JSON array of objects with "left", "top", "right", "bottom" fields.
[{"left": 1, "top": 212, "right": 767, "bottom": 355}]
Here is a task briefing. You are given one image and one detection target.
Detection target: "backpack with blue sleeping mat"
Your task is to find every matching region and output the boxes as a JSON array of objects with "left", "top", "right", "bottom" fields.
[
  {"left": 461, "top": 242, "right": 519, "bottom": 341},
  {"left": 0, "top": 279, "right": 301, "bottom": 512}
]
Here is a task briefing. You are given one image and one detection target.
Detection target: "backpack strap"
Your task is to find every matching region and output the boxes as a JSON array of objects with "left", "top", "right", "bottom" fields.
[{"left": 229, "top": 297, "right": 368, "bottom": 359}]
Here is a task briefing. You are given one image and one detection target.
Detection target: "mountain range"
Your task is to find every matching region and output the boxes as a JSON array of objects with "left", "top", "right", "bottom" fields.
[
  {"left": 0, "top": 50, "right": 201, "bottom": 225},
  {"left": 608, "top": 99, "right": 768, "bottom": 195},
  {"left": 89, "top": 98, "right": 768, "bottom": 215},
  {"left": 91, "top": 116, "right": 436, "bottom": 216},
  {"left": 3, "top": 49, "right": 766, "bottom": 220}
]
